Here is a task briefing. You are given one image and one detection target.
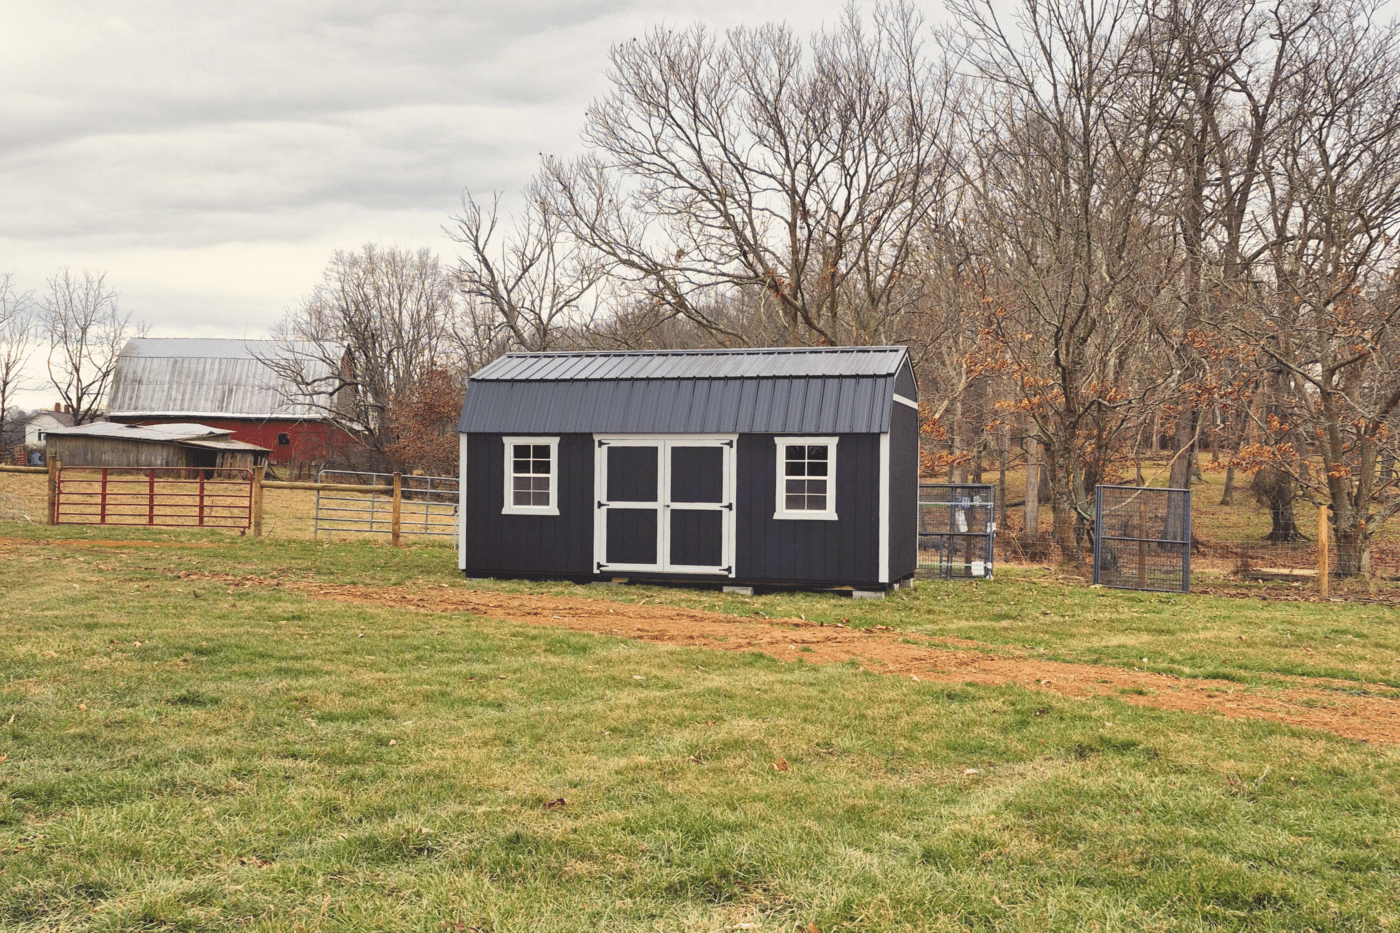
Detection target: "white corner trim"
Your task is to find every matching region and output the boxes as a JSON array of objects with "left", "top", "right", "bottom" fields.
[
  {"left": 458, "top": 433, "right": 468, "bottom": 570},
  {"left": 893, "top": 394, "right": 919, "bottom": 411},
  {"left": 879, "top": 432, "right": 890, "bottom": 583}
]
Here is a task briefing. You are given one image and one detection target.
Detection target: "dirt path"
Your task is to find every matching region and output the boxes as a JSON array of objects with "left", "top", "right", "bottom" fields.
[{"left": 284, "top": 581, "right": 1400, "bottom": 746}]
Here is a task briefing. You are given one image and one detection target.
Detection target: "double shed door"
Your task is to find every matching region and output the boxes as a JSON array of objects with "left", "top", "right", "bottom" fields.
[{"left": 594, "top": 435, "right": 736, "bottom": 576}]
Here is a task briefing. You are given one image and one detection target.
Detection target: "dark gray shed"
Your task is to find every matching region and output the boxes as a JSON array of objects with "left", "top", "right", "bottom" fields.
[{"left": 456, "top": 347, "right": 919, "bottom": 590}]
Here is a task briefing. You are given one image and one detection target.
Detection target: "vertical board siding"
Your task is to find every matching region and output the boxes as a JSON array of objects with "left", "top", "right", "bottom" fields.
[
  {"left": 895, "top": 360, "right": 918, "bottom": 401},
  {"left": 735, "top": 434, "right": 880, "bottom": 585},
  {"left": 670, "top": 446, "right": 723, "bottom": 502},
  {"left": 463, "top": 433, "right": 593, "bottom": 576},
  {"left": 668, "top": 510, "right": 723, "bottom": 566},
  {"left": 889, "top": 403, "right": 919, "bottom": 580}
]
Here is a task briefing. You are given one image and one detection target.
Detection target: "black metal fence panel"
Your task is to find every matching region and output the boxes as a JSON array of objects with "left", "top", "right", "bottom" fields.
[
  {"left": 918, "top": 483, "right": 995, "bottom": 579},
  {"left": 1093, "top": 485, "right": 1191, "bottom": 593}
]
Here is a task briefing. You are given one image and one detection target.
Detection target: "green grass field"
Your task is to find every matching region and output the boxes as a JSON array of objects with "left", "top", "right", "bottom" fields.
[{"left": 4, "top": 518, "right": 1400, "bottom": 932}]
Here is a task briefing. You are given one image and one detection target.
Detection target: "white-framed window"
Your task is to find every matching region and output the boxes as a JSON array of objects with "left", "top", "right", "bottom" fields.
[
  {"left": 502, "top": 436, "right": 560, "bottom": 515},
  {"left": 774, "top": 437, "right": 838, "bottom": 520}
]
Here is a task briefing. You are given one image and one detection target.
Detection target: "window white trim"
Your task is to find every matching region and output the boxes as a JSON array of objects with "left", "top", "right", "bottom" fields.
[
  {"left": 773, "top": 436, "right": 839, "bottom": 521},
  {"left": 502, "top": 436, "right": 560, "bottom": 516}
]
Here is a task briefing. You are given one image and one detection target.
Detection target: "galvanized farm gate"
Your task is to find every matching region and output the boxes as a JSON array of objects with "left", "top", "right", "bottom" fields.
[
  {"left": 53, "top": 466, "right": 253, "bottom": 529},
  {"left": 918, "top": 483, "right": 995, "bottom": 578},
  {"left": 1093, "top": 485, "right": 1191, "bottom": 593},
  {"left": 313, "top": 470, "right": 458, "bottom": 540}
]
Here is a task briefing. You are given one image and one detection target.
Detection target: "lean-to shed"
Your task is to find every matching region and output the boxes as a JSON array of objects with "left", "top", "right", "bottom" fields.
[
  {"left": 45, "top": 422, "right": 270, "bottom": 472},
  {"left": 457, "top": 347, "right": 919, "bottom": 591}
]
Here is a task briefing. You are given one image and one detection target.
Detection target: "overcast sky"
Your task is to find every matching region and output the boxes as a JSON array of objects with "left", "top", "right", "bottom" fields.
[{"left": 4, "top": 0, "right": 958, "bottom": 410}]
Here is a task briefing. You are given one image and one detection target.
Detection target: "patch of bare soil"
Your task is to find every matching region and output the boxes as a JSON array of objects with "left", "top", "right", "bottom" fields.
[{"left": 281, "top": 581, "right": 1400, "bottom": 747}]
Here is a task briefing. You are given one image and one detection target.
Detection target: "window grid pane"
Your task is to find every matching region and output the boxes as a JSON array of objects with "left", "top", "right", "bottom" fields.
[
  {"left": 781, "top": 445, "right": 831, "bottom": 512},
  {"left": 509, "top": 442, "right": 553, "bottom": 509}
]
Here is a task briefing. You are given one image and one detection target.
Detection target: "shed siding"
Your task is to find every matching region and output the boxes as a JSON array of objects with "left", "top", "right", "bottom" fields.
[
  {"left": 462, "top": 433, "right": 593, "bottom": 576},
  {"left": 888, "top": 402, "right": 919, "bottom": 580},
  {"left": 735, "top": 434, "right": 880, "bottom": 585},
  {"left": 895, "top": 360, "right": 917, "bottom": 401}
]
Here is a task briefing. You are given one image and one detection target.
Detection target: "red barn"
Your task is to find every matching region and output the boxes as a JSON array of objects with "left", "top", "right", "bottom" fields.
[{"left": 107, "top": 338, "right": 356, "bottom": 476}]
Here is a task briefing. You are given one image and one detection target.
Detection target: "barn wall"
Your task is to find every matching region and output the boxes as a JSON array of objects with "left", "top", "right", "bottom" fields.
[
  {"left": 462, "top": 433, "right": 594, "bottom": 577},
  {"left": 109, "top": 415, "right": 352, "bottom": 467},
  {"left": 46, "top": 436, "right": 190, "bottom": 469},
  {"left": 888, "top": 404, "right": 919, "bottom": 580},
  {"left": 735, "top": 433, "right": 881, "bottom": 585}
]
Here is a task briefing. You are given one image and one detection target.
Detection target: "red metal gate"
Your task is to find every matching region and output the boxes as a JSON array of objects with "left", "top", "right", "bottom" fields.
[{"left": 54, "top": 467, "right": 254, "bottom": 529}]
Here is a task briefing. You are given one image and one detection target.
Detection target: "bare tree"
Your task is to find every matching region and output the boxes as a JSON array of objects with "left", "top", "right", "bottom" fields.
[
  {"left": 528, "top": 2, "right": 962, "bottom": 349},
  {"left": 40, "top": 270, "right": 145, "bottom": 425},
  {"left": 1242, "top": 1, "right": 1400, "bottom": 576},
  {"left": 450, "top": 178, "right": 612, "bottom": 354},
  {"left": 269, "top": 244, "right": 458, "bottom": 470},
  {"left": 0, "top": 273, "right": 38, "bottom": 443},
  {"left": 948, "top": 0, "right": 1182, "bottom": 561}
]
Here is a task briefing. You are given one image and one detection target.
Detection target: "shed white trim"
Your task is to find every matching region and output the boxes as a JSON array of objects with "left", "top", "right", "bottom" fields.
[
  {"left": 879, "top": 432, "right": 890, "bottom": 583},
  {"left": 502, "top": 436, "right": 560, "bottom": 516},
  {"left": 773, "top": 437, "right": 839, "bottom": 521},
  {"left": 458, "top": 433, "right": 469, "bottom": 570}
]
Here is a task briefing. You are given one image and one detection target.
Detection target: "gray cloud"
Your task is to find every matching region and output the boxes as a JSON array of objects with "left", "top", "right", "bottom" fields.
[{"left": 0, "top": 0, "right": 886, "bottom": 408}]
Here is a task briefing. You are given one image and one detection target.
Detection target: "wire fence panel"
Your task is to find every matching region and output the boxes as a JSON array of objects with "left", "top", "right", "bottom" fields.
[
  {"left": 1093, "top": 485, "right": 1191, "bottom": 593},
  {"left": 313, "top": 470, "right": 458, "bottom": 540},
  {"left": 54, "top": 467, "right": 253, "bottom": 529},
  {"left": 918, "top": 483, "right": 995, "bottom": 579}
]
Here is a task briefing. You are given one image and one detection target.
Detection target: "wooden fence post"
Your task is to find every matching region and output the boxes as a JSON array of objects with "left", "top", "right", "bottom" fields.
[
  {"left": 252, "top": 464, "right": 265, "bottom": 537},
  {"left": 1318, "top": 504, "right": 1329, "bottom": 598},
  {"left": 391, "top": 471, "right": 402, "bottom": 547},
  {"left": 47, "top": 456, "right": 61, "bottom": 525}
]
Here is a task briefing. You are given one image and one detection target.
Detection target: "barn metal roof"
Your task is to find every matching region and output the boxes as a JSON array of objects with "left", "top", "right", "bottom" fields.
[
  {"left": 460, "top": 347, "right": 914, "bottom": 435},
  {"left": 107, "top": 338, "right": 338, "bottom": 420},
  {"left": 44, "top": 421, "right": 269, "bottom": 453},
  {"left": 45, "top": 422, "right": 233, "bottom": 442}
]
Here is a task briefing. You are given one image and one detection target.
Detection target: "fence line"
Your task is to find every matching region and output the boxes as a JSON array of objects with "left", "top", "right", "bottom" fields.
[
  {"left": 53, "top": 466, "right": 254, "bottom": 530},
  {"left": 311, "top": 470, "right": 457, "bottom": 543}
]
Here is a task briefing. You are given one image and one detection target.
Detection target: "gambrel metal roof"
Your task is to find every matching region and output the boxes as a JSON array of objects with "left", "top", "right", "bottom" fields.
[
  {"left": 107, "top": 338, "right": 339, "bottom": 420},
  {"left": 459, "top": 347, "right": 916, "bottom": 435}
]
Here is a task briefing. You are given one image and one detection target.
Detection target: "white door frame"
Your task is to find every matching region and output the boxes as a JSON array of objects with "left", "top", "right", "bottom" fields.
[{"left": 593, "top": 434, "right": 737, "bottom": 576}]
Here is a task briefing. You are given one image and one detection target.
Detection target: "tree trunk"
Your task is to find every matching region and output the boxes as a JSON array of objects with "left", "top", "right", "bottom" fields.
[
  {"left": 998, "top": 424, "right": 1009, "bottom": 532},
  {"left": 1023, "top": 435, "right": 1041, "bottom": 541},
  {"left": 1168, "top": 409, "right": 1196, "bottom": 491},
  {"left": 1046, "top": 441, "right": 1082, "bottom": 564},
  {"left": 949, "top": 395, "right": 964, "bottom": 483},
  {"left": 1251, "top": 466, "right": 1304, "bottom": 543},
  {"left": 1333, "top": 519, "right": 1371, "bottom": 578},
  {"left": 1220, "top": 464, "right": 1236, "bottom": 506}
]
